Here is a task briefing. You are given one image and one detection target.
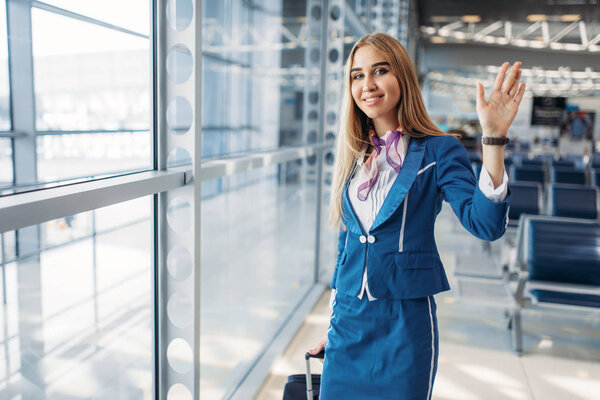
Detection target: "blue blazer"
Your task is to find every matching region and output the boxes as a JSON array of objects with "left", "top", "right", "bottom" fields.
[{"left": 331, "top": 134, "right": 510, "bottom": 299}]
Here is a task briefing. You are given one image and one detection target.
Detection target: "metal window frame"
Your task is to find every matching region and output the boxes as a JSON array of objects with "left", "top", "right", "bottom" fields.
[
  {"left": 0, "top": 169, "right": 187, "bottom": 233},
  {"left": 0, "top": 140, "right": 332, "bottom": 232},
  {"left": 31, "top": 0, "right": 148, "bottom": 39}
]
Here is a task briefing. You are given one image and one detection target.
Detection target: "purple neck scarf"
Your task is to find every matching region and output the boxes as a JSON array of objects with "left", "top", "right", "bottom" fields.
[{"left": 356, "top": 125, "right": 405, "bottom": 202}]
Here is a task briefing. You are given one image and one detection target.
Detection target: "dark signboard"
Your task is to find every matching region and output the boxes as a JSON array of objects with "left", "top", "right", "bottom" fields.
[{"left": 531, "top": 97, "right": 566, "bottom": 126}]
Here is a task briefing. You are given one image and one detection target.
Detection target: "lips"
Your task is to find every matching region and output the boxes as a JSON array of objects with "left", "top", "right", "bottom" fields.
[{"left": 363, "top": 95, "right": 384, "bottom": 105}]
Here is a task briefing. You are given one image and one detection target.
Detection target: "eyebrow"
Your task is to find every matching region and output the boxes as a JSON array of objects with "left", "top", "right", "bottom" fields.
[{"left": 350, "top": 61, "right": 390, "bottom": 73}]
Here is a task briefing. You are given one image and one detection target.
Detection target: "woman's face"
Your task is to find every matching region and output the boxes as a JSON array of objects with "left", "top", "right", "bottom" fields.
[{"left": 350, "top": 45, "right": 401, "bottom": 122}]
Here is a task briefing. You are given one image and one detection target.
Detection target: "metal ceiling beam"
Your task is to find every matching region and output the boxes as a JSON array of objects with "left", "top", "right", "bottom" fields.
[{"left": 421, "top": 19, "right": 600, "bottom": 53}]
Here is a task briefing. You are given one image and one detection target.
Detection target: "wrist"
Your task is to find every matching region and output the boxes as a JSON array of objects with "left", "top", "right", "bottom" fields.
[{"left": 481, "top": 131, "right": 506, "bottom": 138}]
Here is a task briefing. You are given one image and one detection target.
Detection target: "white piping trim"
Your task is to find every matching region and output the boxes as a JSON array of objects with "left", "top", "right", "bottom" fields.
[
  {"left": 417, "top": 161, "right": 436, "bottom": 175},
  {"left": 327, "top": 293, "right": 336, "bottom": 333},
  {"left": 427, "top": 296, "right": 435, "bottom": 400},
  {"left": 399, "top": 192, "right": 409, "bottom": 252}
]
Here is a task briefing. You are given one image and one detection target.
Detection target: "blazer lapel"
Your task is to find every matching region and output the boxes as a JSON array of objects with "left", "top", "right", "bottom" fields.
[
  {"left": 370, "top": 136, "right": 427, "bottom": 231},
  {"left": 342, "top": 173, "right": 365, "bottom": 235}
]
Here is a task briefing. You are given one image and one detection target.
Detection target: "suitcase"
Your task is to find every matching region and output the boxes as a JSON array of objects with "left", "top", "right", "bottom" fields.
[{"left": 282, "top": 350, "right": 325, "bottom": 400}]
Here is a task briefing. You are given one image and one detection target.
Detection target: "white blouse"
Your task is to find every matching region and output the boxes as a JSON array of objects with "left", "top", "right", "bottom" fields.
[{"left": 341, "top": 131, "right": 509, "bottom": 303}]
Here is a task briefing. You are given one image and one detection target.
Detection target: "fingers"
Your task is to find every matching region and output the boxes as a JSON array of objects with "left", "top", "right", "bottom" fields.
[
  {"left": 501, "top": 61, "right": 522, "bottom": 94},
  {"left": 514, "top": 82, "right": 526, "bottom": 105},
  {"left": 308, "top": 344, "right": 324, "bottom": 354},
  {"left": 476, "top": 81, "right": 485, "bottom": 109},
  {"left": 492, "top": 62, "right": 509, "bottom": 93},
  {"left": 508, "top": 69, "right": 522, "bottom": 97}
]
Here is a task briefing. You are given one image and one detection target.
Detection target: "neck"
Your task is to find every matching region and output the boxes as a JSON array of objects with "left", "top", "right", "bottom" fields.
[{"left": 372, "top": 115, "right": 400, "bottom": 137}]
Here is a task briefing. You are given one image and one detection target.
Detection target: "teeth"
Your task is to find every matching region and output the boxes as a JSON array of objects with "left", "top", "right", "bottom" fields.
[{"left": 365, "top": 96, "right": 382, "bottom": 101}]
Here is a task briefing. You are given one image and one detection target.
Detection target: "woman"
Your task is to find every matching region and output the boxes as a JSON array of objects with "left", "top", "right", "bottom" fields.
[{"left": 308, "top": 33, "right": 525, "bottom": 399}]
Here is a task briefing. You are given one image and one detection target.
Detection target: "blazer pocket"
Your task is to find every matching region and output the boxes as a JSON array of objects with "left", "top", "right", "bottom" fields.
[
  {"left": 339, "top": 251, "right": 348, "bottom": 266},
  {"left": 395, "top": 251, "right": 439, "bottom": 270}
]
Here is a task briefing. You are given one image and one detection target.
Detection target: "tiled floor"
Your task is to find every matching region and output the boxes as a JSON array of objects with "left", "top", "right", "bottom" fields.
[
  {"left": 255, "top": 205, "right": 600, "bottom": 400},
  {"left": 255, "top": 287, "right": 600, "bottom": 400}
]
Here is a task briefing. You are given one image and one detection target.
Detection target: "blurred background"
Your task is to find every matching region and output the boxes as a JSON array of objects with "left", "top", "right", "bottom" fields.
[{"left": 0, "top": 0, "right": 598, "bottom": 399}]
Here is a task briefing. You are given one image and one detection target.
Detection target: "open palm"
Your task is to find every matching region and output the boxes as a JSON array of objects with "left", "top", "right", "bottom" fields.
[{"left": 476, "top": 61, "right": 526, "bottom": 137}]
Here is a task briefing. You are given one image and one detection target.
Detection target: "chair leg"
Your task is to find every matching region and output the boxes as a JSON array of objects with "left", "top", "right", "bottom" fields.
[
  {"left": 511, "top": 309, "right": 523, "bottom": 354},
  {"left": 504, "top": 309, "right": 512, "bottom": 330}
]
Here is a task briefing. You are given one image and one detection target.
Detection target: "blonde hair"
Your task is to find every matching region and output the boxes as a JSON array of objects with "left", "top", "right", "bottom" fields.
[{"left": 328, "top": 32, "right": 458, "bottom": 229}]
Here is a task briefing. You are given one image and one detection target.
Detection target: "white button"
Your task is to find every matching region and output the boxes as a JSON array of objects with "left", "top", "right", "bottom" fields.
[
  {"left": 359, "top": 235, "right": 367, "bottom": 243},
  {"left": 367, "top": 235, "right": 375, "bottom": 243}
]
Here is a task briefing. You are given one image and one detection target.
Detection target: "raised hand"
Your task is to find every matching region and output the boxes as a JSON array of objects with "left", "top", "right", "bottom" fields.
[{"left": 476, "top": 61, "right": 526, "bottom": 137}]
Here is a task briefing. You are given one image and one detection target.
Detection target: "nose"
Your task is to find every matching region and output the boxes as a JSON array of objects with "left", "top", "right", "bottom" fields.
[{"left": 362, "top": 75, "right": 376, "bottom": 92}]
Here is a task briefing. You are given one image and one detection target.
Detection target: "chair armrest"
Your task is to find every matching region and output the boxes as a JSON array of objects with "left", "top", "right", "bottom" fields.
[{"left": 527, "top": 281, "right": 600, "bottom": 296}]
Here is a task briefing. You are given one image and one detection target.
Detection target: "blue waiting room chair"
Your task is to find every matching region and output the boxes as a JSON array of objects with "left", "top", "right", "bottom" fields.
[
  {"left": 510, "top": 215, "right": 600, "bottom": 353},
  {"left": 548, "top": 183, "right": 599, "bottom": 220},
  {"left": 551, "top": 159, "right": 576, "bottom": 169},
  {"left": 521, "top": 159, "right": 544, "bottom": 168},
  {"left": 592, "top": 169, "right": 600, "bottom": 187},
  {"left": 550, "top": 167, "right": 586, "bottom": 185},
  {"left": 512, "top": 165, "right": 545, "bottom": 186},
  {"left": 507, "top": 181, "right": 542, "bottom": 229}
]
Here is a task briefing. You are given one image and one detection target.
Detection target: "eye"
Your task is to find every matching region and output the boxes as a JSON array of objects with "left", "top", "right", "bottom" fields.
[
  {"left": 352, "top": 73, "right": 363, "bottom": 80},
  {"left": 375, "top": 68, "right": 388, "bottom": 75}
]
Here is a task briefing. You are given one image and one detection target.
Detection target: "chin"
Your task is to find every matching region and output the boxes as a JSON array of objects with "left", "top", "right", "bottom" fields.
[{"left": 363, "top": 110, "right": 382, "bottom": 119}]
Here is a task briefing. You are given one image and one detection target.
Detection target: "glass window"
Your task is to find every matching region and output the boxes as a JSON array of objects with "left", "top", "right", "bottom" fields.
[
  {"left": 32, "top": 8, "right": 149, "bottom": 132},
  {"left": 36, "top": 0, "right": 149, "bottom": 36},
  {"left": 0, "top": 0, "right": 10, "bottom": 130},
  {"left": 0, "top": 196, "right": 153, "bottom": 398},
  {"left": 202, "top": 1, "right": 314, "bottom": 159},
  {"left": 0, "top": 138, "right": 11, "bottom": 187},
  {"left": 36, "top": 131, "right": 151, "bottom": 183},
  {"left": 200, "top": 160, "right": 317, "bottom": 397}
]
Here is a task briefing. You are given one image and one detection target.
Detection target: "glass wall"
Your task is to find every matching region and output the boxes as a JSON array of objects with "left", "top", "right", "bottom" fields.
[
  {"left": 0, "top": 0, "right": 383, "bottom": 398},
  {"left": 0, "top": 197, "right": 153, "bottom": 399},
  {"left": 202, "top": 1, "right": 309, "bottom": 159},
  {"left": 0, "top": 138, "right": 10, "bottom": 188},
  {"left": 0, "top": 0, "right": 9, "bottom": 130},
  {"left": 3, "top": 1, "right": 151, "bottom": 192},
  {"left": 200, "top": 160, "right": 317, "bottom": 397}
]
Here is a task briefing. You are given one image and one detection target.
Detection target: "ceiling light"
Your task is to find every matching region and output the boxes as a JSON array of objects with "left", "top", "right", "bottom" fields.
[
  {"left": 565, "top": 43, "right": 582, "bottom": 51},
  {"left": 462, "top": 15, "right": 481, "bottom": 23},
  {"left": 430, "top": 16, "right": 452, "bottom": 23},
  {"left": 431, "top": 36, "right": 447, "bottom": 44},
  {"left": 527, "top": 14, "right": 547, "bottom": 22},
  {"left": 514, "top": 39, "right": 528, "bottom": 47},
  {"left": 560, "top": 14, "right": 581, "bottom": 22}
]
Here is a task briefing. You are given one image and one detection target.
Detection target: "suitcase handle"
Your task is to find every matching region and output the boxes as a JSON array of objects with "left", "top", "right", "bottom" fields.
[
  {"left": 304, "top": 350, "right": 325, "bottom": 400},
  {"left": 305, "top": 350, "right": 325, "bottom": 360}
]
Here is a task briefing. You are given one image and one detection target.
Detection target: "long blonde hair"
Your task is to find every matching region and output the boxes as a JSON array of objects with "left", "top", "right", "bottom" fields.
[{"left": 328, "top": 32, "right": 457, "bottom": 230}]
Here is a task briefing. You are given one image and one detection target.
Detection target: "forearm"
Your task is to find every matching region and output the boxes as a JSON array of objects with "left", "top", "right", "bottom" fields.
[{"left": 481, "top": 134, "right": 505, "bottom": 189}]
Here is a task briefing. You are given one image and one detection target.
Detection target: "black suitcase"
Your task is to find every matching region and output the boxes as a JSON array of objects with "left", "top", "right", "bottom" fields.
[{"left": 282, "top": 350, "right": 324, "bottom": 400}]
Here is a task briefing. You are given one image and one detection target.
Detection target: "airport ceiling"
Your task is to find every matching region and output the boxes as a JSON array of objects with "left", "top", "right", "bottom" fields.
[
  {"left": 417, "top": 0, "right": 600, "bottom": 53},
  {"left": 417, "top": 0, "right": 600, "bottom": 25}
]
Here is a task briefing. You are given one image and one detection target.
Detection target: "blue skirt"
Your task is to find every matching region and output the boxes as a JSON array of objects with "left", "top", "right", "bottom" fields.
[{"left": 321, "top": 291, "right": 439, "bottom": 400}]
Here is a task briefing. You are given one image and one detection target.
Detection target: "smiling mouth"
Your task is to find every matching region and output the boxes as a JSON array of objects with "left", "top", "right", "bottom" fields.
[{"left": 364, "top": 95, "right": 383, "bottom": 105}]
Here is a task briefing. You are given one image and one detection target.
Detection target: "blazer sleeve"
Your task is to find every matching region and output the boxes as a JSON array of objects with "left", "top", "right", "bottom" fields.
[
  {"left": 330, "top": 225, "right": 348, "bottom": 289},
  {"left": 434, "top": 136, "right": 510, "bottom": 241}
]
